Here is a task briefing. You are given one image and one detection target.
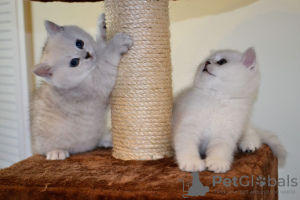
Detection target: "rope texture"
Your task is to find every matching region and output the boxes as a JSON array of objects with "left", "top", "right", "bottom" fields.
[{"left": 105, "top": 0, "right": 173, "bottom": 160}]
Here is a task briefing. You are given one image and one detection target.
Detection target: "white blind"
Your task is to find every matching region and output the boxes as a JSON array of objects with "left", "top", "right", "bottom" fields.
[{"left": 0, "top": 0, "right": 31, "bottom": 168}]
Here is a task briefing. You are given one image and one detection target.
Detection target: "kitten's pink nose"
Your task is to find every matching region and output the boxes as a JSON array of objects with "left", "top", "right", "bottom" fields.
[{"left": 205, "top": 61, "right": 211, "bottom": 67}]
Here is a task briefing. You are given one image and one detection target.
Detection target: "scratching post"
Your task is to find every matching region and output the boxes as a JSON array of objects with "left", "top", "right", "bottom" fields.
[{"left": 105, "top": 0, "right": 173, "bottom": 160}]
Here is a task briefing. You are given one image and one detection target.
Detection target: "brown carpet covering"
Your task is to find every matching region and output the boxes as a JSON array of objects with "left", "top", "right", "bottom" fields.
[{"left": 0, "top": 144, "right": 277, "bottom": 200}]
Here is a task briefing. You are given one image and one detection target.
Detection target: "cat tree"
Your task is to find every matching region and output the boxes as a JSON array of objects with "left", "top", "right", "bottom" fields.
[{"left": 0, "top": 0, "right": 278, "bottom": 199}]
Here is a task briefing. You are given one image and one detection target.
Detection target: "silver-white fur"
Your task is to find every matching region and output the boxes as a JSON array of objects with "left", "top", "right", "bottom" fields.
[
  {"left": 239, "top": 125, "right": 287, "bottom": 160},
  {"left": 31, "top": 14, "right": 133, "bottom": 160},
  {"left": 173, "top": 48, "right": 286, "bottom": 173}
]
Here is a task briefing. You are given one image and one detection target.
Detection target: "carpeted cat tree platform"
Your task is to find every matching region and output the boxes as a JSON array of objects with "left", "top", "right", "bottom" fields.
[
  {"left": 0, "top": 0, "right": 278, "bottom": 199},
  {"left": 0, "top": 145, "right": 277, "bottom": 199}
]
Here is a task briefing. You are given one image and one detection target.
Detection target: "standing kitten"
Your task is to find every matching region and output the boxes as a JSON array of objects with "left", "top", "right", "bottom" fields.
[
  {"left": 30, "top": 14, "right": 133, "bottom": 160},
  {"left": 173, "top": 48, "right": 286, "bottom": 173}
]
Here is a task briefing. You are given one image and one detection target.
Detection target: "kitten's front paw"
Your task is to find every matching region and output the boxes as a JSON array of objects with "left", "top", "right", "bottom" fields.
[
  {"left": 178, "top": 156, "right": 206, "bottom": 172},
  {"left": 206, "top": 157, "right": 231, "bottom": 173},
  {"left": 112, "top": 33, "right": 133, "bottom": 54},
  {"left": 97, "top": 13, "right": 106, "bottom": 40},
  {"left": 239, "top": 135, "right": 262, "bottom": 153},
  {"left": 46, "top": 150, "right": 70, "bottom": 160}
]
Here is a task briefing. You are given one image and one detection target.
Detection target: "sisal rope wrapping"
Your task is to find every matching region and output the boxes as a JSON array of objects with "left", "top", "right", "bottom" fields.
[{"left": 105, "top": 0, "right": 173, "bottom": 160}]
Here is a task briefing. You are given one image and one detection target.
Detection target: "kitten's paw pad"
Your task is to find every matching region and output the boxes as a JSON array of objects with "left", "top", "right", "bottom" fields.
[
  {"left": 46, "top": 150, "right": 70, "bottom": 160},
  {"left": 179, "top": 157, "right": 206, "bottom": 172},
  {"left": 205, "top": 157, "right": 231, "bottom": 173},
  {"left": 113, "top": 33, "right": 133, "bottom": 54},
  {"left": 97, "top": 13, "right": 106, "bottom": 39},
  {"left": 239, "top": 136, "right": 262, "bottom": 153}
]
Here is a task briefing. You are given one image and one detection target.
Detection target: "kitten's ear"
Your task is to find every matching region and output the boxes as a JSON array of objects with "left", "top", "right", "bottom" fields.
[
  {"left": 44, "top": 20, "right": 63, "bottom": 36},
  {"left": 242, "top": 47, "right": 256, "bottom": 69},
  {"left": 33, "top": 63, "right": 53, "bottom": 78}
]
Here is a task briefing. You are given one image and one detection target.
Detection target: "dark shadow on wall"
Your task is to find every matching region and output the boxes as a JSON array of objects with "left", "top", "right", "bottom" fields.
[{"left": 169, "top": 0, "right": 258, "bottom": 22}]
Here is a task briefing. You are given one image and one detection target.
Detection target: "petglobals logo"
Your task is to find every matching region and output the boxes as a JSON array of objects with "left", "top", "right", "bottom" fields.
[
  {"left": 212, "top": 175, "right": 298, "bottom": 187},
  {"left": 178, "top": 173, "right": 298, "bottom": 198}
]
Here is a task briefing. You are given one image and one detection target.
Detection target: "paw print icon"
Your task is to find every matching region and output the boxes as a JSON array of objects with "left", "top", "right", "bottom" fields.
[{"left": 256, "top": 176, "right": 266, "bottom": 186}]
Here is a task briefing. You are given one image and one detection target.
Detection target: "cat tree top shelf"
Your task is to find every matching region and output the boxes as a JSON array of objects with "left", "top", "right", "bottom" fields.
[{"left": 0, "top": 145, "right": 278, "bottom": 199}]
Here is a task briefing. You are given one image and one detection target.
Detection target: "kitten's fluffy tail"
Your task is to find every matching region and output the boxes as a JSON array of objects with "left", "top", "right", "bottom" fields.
[{"left": 257, "top": 128, "right": 287, "bottom": 160}]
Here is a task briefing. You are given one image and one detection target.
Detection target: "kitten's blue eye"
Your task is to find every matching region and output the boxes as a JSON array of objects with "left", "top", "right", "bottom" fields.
[
  {"left": 70, "top": 58, "right": 80, "bottom": 67},
  {"left": 76, "top": 39, "right": 84, "bottom": 49},
  {"left": 217, "top": 59, "right": 227, "bottom": 65}
]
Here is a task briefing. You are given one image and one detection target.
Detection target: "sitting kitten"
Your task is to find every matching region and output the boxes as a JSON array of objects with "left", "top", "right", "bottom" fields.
[
  {"left": 30, "top": 14, "right": 133, "bottom": 160},
  {"left": 173, "top": 48, "right": 286, "bottom": 173}
]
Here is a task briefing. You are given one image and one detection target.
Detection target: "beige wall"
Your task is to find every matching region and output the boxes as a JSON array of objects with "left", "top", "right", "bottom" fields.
[{"left": 30, "top": 0, "right": 300, "bottom": 198}]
